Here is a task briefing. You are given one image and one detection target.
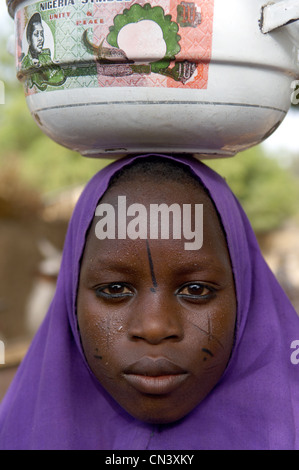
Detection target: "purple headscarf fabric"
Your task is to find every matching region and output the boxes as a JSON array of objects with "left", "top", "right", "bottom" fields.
[{"left": 0, "top": 154, "right": 298, "bottom": 450}]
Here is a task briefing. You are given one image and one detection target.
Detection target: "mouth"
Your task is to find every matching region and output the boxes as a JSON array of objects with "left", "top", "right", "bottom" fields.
[{"left": 123, "top": 357, "right": 189, "bottom": 395}]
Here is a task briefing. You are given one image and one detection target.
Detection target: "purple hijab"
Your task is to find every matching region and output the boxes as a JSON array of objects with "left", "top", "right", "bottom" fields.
[{"left": 0, "top": 154, "right": 298, "bottom": 450}]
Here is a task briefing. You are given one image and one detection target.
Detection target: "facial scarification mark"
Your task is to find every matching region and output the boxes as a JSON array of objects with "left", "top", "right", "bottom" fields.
[
  {"left": 94, "top": 348, "right": 102, "bottom": 360},
  {"left": 202, "top": 348, "right": 214, "bottom": 357},
  {"left": 146, "top": 239, "right": 158, "bottom": 292},
  {"left": 94, "top": 354, "right": 103, "bottom": 359},
  {"left": 191, "top": 316, "right": 225, "bottom": 350}
]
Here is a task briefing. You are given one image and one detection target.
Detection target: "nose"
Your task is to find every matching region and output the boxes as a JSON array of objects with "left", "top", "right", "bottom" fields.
[{"left": 128, "top": 292, "right": 184, "bottom": 345}]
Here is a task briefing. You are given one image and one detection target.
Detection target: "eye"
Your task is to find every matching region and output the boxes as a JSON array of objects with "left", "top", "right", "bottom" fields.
[
  {"left": 95, "top": 283, "right": 134, "bottom": 300},
  {"left": 176, "top": 283, "right": 215, "bottom": 301}
]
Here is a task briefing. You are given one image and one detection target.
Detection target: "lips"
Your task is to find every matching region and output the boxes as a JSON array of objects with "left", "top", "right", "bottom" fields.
[{"left": 123, "top": 357, "right": 189, "bottom": 395}]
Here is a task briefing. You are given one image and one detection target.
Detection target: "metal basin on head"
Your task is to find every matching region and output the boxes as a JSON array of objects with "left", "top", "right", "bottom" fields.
[{"left": 6, "top": 0, "right": 299, "bottom": 159}]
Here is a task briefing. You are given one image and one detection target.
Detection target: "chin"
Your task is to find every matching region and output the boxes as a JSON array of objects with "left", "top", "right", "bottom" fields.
[{"left": 124, "top": 401, "right": 195, "bottom": 425}]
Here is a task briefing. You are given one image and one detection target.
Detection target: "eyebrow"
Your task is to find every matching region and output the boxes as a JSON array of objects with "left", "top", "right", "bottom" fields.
[
  {"left": 85, "top": 263, "right": 140, "bottom": 277},
  {"left": 166, "top": 259, "right": 229, "bottom": 276},
  {"left": 82, "top": 253, "right": 141, "bottom": 277},
  {"left": 84, "top": 257, "right": 228, "bottom": 280}
]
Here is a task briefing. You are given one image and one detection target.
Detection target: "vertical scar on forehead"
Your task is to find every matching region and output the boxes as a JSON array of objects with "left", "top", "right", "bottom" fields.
[{"left": 146, "top": 239, "right": 158, "bottom": 292}]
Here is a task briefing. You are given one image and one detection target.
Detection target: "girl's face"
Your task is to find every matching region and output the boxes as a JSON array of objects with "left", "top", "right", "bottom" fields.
[{"left": 77, "top": 177, "right": 236, "bottom": 424}]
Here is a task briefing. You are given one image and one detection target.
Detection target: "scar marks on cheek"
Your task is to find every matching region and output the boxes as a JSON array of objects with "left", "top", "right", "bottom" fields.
[
  {"left": 202, "top": 348, "right": 214, "bottom": 357},
  {"left": 202, "top": 348, "right": 214, "bottom": 362},
  {"left": 146, "top": 239, "right": 158, "bottom": 292},
  {"left": 191, "top": 316, "right": 224, "bottom": 361},
  {"left": 94, "top": 348, "right": 102, "bottom": 360},
  {"left": 94, "top": 354, "right": 103, "bottom": 360}
]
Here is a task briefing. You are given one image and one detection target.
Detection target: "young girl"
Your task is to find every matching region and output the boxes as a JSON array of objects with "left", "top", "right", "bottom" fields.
[{"left": 0, "top": 154, "right": 298, "bottom": 450}]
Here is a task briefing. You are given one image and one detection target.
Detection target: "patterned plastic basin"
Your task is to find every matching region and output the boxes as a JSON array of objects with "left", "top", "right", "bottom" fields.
[{"left": 6, "top": 0, "right": 299, "bottom": 158}]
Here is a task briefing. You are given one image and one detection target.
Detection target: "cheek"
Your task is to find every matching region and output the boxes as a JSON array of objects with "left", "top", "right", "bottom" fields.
[
  {"left": 77, "top": 293, "right": 126, "bottom": 373},
  {"left": 186, "top": 298, "right": 236, "bottom": 372}
]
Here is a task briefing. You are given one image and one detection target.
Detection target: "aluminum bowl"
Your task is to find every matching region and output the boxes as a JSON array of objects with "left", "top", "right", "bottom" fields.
[{"left": 7, "top": 0, "right": 299, "bottom": 159}]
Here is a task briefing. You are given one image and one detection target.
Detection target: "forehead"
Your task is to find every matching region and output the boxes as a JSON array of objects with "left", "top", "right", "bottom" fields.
[
  {"left": 82, "top": 176, "right": 231, "bottom": 270},
  {"left": 32, "top": 23, "right": 43, "bottom": 31},
  {"left": 101, "top": 175, "right": 216, "bottom": 211}
]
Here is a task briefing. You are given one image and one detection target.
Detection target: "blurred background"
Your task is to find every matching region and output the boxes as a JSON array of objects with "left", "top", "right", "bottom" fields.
[{"left": 0, "top": 3, "right": 299, "bottom": 400}]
